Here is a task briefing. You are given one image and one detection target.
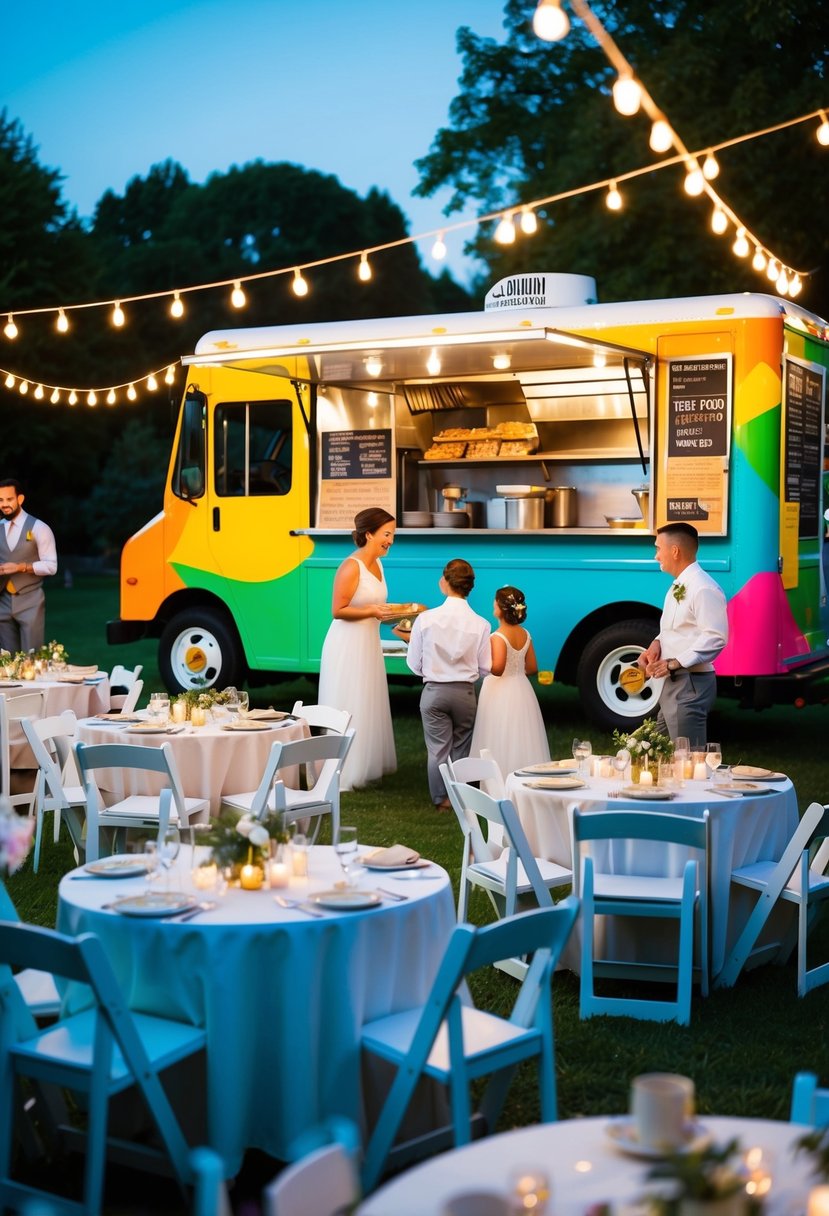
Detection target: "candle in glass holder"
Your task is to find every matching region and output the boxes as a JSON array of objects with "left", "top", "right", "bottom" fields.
[
  {"left": 808, "top": 1188, "right": 829, "bottom": 1216},
  {"left": 268, "top": 861, "right": 290, "bottom": 888},
  {"left": 639, "top": 769, "right": 653, "bottom": 786},
  {"left": 192, "top": 863, "right": 217, "bottom": 891},
  {"left": 240, "top": 863, "right": 264, "bottom": 890},
  {"left": 693, "top": 760, "right": 708, "bottom": 781},
  {"left": 190, "top": 705, "right": 206, "bottom": 727},
  {"left": 172, "top": 699, "right": 187, "bottom": 724}
]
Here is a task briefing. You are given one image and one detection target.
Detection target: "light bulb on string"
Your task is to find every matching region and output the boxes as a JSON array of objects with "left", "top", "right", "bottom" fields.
[
  {"left": 519, "top": 206, "right": 538, "bottom": 235},
  {"left": 612, "top": 73, "right": 642, "bottom": 116},
  {"left": 703, "top": 151, "right": 720, "bottom": 180},
  {"left": 50, "top": 388, "right": 60, "bottom": 404},
  {"left": 230, "top": 281, "right": 246, "bottom": 309},
  {"left": 776, "top": 268, "right": 790, "bottom": 294},
  {"left": 111, "top": 302, "right": 125, "bottom": 328},
  {"left": 710, "top": 207, "right": 728, "bottom": 235},
  {"left": 358, "top": 253, "right": 372, "bottom": 282},
  {"left": 426, "top": 349, "right": 442, "bottom": 376},
  {"left": 817, "top": 112, "right": 829, "bottom": 146},
  {"left": 766, "top": 258, "right": 779, "bottom": 282},
  {"left": 19, "top": 381, "right": 28, "bottom": 395},
  {"left": 106, "top": 389, "right": 116, "bottom": 405},
  {"left": 649, "top": 119, "right": 673, "bottom": 154},
  {"left": 34, "top": 384, "right": 44, "bottom": 400},
  {"left": 87, "top": 390, "right": 97, "bottom": 407},
  {"left": 683, "top": 162, "right": 705, "bottom": 196},
  {"left": 494, "top": 212, "right": 516, "bottom": 244},
  {"left": 4, "top": 315, "right": 18, "bottom": 340},
  {"left": 4, "top": 374, "right": 14, "bottom": 389},
  {"left": 147, "top": 374, "right": 158, "bottom": 392},
  {"left": 732, "top": 227, "right": 750, "bottom": 257},
  {"left": 532, "top": 0, "right": 570, "bottom": 41},
  {"left": 68, "top": 390, "right": 77, "bottom": 405},
  {"left": 605, "top": 181, "right": 623, "bottom": 211},
  {"left": 752, "top": 248, "right": 767, "bottom": 272},
  {"left": 789, "top": 275, "right": 802, "bottom": 297},
  {"left": 170, "top": 293, "right": 185, "bottom": 319},
  {"left": 165, "top": 365, "right": 176, "bottom": 385},
  {"left": 56, "top": 309, "right": 69, "bottom": 333},
  {"left": 292, "top": 268, "right": 309, "bottom": 297},
  {"left": 127, "top": 384, "right": 137, "bottom": 401},
  {"left": 431, "top": 232, "right": 447, "bottom": 261}
]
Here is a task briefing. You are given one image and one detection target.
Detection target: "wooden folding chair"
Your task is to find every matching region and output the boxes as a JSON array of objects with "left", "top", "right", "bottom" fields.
[
  {"left": 0, "top": 921, "right": 209, "bottom": 1215},
  {"left": 360, "top": 900, "right": 579, "bottom": 1192}
]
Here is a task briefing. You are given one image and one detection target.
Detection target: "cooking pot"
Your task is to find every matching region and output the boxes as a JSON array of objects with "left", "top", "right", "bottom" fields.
[
  {"left": 505, "top": 497, "right": 545, "bottom": 530},
  {"left": 551, "top": 486, "right": 578, "bottom": 528}
]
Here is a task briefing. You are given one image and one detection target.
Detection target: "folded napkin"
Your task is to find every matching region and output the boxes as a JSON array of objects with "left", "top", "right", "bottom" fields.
[
  {"left": 68, "top": 664, "right": 98, "bottom": 675},
  {"left": 90, "top": 713, "right": 142, "bottom": 723},
  {"left": 246, "top": 708, "right": 291, "bottom": 721},
  {"left": 364, "top": 843, "right": 420, "bottom": 868},
  {"left": 56, "top": 674, "right": 85, "bottom": 684}
]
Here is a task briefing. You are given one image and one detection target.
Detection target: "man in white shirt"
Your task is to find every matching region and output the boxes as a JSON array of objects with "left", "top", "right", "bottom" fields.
[
  {"left": 0, "top": 478, "right": 58, "bottom": 653},
  {"left": 406, "top": 558, "right": 491, "bottom": 810},
  {"left": 638, "top": 522, "right": 728, "bottom": 747}
]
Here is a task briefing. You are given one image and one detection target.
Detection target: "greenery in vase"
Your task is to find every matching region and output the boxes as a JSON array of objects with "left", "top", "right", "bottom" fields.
[
  {"left": 172, "top": 685, "right": 236, "bottom": 715},
  {"left": 612, "top": 717, "right": 675, "bottom": 764},
  {"left": 647, "top": 1138, "right": 745, "bottom": 1201},
  {"left": 38, "top": 640, "right": 69, "bottom": 664},
  {"left": 198, "top": 808, "right": 289, "bottom": 869}
]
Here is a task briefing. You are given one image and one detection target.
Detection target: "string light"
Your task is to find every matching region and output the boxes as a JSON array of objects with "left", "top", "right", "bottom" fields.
[
  {"left": 4, "top": 374, "right": 14, "bottom": 389},
  {"left": 710, "top": 207, "right": 728, "bottom": 235},
  {"left": 767, "top": 258, "right": 779, "bottom": 282},
  {"left": 606, "top": 181, "right": 623, "bottom": 210},
  {"left": 56, "top": 309, "right": 69, "bottom": 333},
  {"left": 683, "top": 161, "right": 705, "bottom": 196},
  {"left": 732, "top": 227, "right": 750, "bottom": 257},
  {"left": 494, "top": 212, "right": 516, "bottom": 244},
  {"left": 817, "top": 112, "right": 829, "bottom": 146},
  {"left": 4, "top": 316, "right": 18, "bottom": 340},
  {"left": 68, "top": 390, "right": 77, "bottom": 405},
  {"left": 612, "top": 73, "right": 642, "bottom": 116},
  {"left": 790, "top": 274, "right": 802, "bottom": 297},
  {"left": 292, "top": 268, "right": 309, "bottom": 297},
  {"left": 776, "top": 268, "right": 790, "bottom": 294},
  {"left": 18, "top": 381, "right": 28, "bottom": 395},
  {"left": 358, "top": 252, "right": 372, "bottom": 282},
  {"left": 147, "top": 374, "right": 158, "bottom": 391},
  {"left": 106, "top": 389, "right": 116, "bottom": 405},
  {"left": 519, "top": 206, "right": 538, "bottom": 235},
  {"left": 702, "top": 151, "right": 720, "bottom": 180},
  {"left": 50, "top": 388, "right": 59, "bottom": 404},
  {"left": 87, "top": 390, "right": 97, "bottom": 406},
  {"left": 170, "top": 292, "right": 185, "bottom": 319},
  {"left": 34, "top": 384, "right": 44, "bottom": 400},
  {"left": 127, "top": 384, "right": 137, "bottom": 401},
  {"left": 752, "top": 247, "right": 767, "bottom": 272},
  {"left": 649, "top": 119, "right": 673, "bottom": 154},
  {"left": 165, "top": 365, "right": 176, "bottom": 385},
  {"left": 230, "top": 281, "right": 246, "bottom": 309},
  {"left": 532, "top": 0, "right": 570, "bottom": 41},
  {"left": 111, "top": 302, "right": 125, "bottom": 328},
  {"left": 430, "top": 231, "right": 447, "bottom": 261}
]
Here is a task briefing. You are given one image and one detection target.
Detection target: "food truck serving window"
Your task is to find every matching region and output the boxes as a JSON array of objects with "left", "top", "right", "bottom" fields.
[
  {"left": 214, "top": 400, "right": 293, "bottom": 497},
  {"left": 172, "top": 389, "right": 206, "bottom": 501}
]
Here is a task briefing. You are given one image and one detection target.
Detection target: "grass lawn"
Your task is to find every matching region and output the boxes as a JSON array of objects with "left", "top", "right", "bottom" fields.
[{"left": 6, "top": 576, "right": 829, "bottom": 1210}]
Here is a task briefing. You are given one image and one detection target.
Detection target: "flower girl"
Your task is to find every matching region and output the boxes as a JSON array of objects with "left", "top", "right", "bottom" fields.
[{"left": 469, "top": 585, "right": 550, "bottom": 783}]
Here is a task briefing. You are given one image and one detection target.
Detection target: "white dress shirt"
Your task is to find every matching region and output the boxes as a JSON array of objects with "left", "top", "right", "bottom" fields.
[
  {"left": 658, "top": 560, "right": 727, "bottom": 671},
  {"left": 4, "top": 514, "right": 58, "bottom": 577},
  {"left": 406, "top": 596, "right": 491, "bottom": 682}
]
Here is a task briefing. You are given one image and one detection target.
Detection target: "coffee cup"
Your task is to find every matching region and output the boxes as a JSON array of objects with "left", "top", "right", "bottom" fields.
[{"left": 631, "top": 1073, "right": 695, "bottom": 1151}]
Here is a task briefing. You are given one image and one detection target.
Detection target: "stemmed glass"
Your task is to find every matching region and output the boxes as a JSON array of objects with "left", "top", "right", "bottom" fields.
[
  {"left": 224, "top": 686, "right": 240, "bottom": 716},
  {"left": 334, "top": 826, "right": 359, "bottom": 888},
  {"left": 143, "top": 839, "right": 160, "bottom": 893},
  {"left": 237, "top": 691, "right": 250, "bottom": 720},
  {"left": 159, "top": 827, "right": 181, "bottom": 889},
  {"left": 706, "top": 742, "right": 723, "bottom": 783},
  {"left": 572, "top": 738, "right": 593, "bottom": 778},
  {"left": 612, "top": 749, "right": 630, "bottom": 793}
]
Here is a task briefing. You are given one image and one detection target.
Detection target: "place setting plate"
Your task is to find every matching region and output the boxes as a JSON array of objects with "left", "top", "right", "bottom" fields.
[
  {"left": 730, "top": 765, "right": 786, "bottom": 781},
  {"left": 706, "top": 781, "right": 774, "bottom": 796},
  {"left": 524, "top": 776, "right": 586, "bottom": 791},
  {"left": 605, "top": 1116, "right": 712, "bottom": 1159},
  {"left": 619, "top": 785, "right": 678, "bottom": 800},
  {"left": 109, "top": 892, "right": 196, "bottom": 918},
  {"left": 83, "top": 856, "right": 148, "bottom": 879},
  {"left": 220, "top": 720, "right": 273, "bottom": 731},
  {"left": 362, "top": 858, "right": 433, "bottom": 871},
  {"left": 515, "top": 760, "right": 579, "bottom": 776},
  {"left": 126, "top": 722, "right": 173, "bottom": 735},
  {"left": 0, "top": 680, "right": 22, "bottom": 688},
  {"left": 310, "top": 889, "right": 383, "bottom": 911}
]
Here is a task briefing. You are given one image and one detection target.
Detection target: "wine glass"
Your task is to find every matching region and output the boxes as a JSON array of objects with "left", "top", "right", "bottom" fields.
[
  {"left": 334, "top": 826, "right": 359, "bottom": 887},
  {"left": 237, "top": 690, "right": 250, "bottom": 719},
  {"left": 143, "top": 839, "right": 160, "bottom": 892},
  {"left": 612, "top": 749, "right": 630, "bottom": 793},
  {"left": 224, "top": 686, "right": 240, "bottom": 716},
  {"left": 574, "top": 739, "right": 593, "bottom": 778},
  {"left": 706, "top": 742, "right": 723, "bottom": 782},
  {"left": 160, "top": 827, "right": 181, "bottom": 888}
]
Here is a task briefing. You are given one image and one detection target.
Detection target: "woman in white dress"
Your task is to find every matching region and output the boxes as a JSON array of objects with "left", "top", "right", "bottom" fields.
[
  {"left": 469, "top": 585, "right": 550, "bottom": 784},
  {"left": 318, "top": 507, "right": 398, "bottom": 790}
]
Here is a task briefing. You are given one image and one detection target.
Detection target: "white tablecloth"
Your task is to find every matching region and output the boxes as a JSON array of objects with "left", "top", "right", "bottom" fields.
[
  {"left": 506, "top": 772, "right": 799, "bottom": 978},
  {"left": 5, "top": 676, "right": 111, "bottom": 768},
  {"left": 57, "top": 845, "right": 455, "bottom": 1176},
  {"left": 76, "top": 715, "right": 308, "bottom": 815},
  {"left": 357, "top": 1115, "right": 813, "bottom": 1215}
]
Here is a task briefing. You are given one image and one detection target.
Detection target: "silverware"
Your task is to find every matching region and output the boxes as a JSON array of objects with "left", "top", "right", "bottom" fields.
[
  {"left": 376, "top": 887, "right": 408, "bottom": 902},
  {"left": 172, "top": 901, "right": 217, "bottom": 921},
  {"left": 274, "top": 895, "right": 324, "bottom": 918},
  {"left": 708, "top": 787, "right": 743, "bottom": 798}
]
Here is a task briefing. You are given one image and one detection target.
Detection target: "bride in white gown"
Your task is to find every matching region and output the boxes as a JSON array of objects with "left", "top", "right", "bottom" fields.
[{"left": 318, "top": 507, "right": 398, "bottom": 790}]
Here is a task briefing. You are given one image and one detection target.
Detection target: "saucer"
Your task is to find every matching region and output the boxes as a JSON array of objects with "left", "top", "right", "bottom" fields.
[{"left": 605, "top": 1117, "right": 711, "bottom": 1159}]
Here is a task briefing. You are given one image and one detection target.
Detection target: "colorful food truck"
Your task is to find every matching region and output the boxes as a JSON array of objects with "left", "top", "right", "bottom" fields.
[{"left": 108, "top": 272, "right": 829, "bottom": 729}]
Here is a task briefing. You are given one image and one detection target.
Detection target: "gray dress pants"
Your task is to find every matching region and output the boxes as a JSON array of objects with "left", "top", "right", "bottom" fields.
[
  {"left": 0, "top": 586, "right": 45, "bottom": 653},
  {"left": 655, "top": 670, "right": 717, "bottom": 749},
  {"left": 419, "top": 680, "right": 477, "bottom": 804}
]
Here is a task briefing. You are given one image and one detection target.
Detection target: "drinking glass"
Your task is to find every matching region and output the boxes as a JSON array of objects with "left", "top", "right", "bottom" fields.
[
  {"left": 612, "top": 750, "right": 629, "bottom": 792},
  {"left": 706, "top": 742, "right": 723, "bottom": 781},
  {"left": 224, "top": 686, "right": 240, "bottom": 715},
  {"left": 673, "top": 736, "right": 690, "bottom": 783},
  {"left": 143, "top": 840, "right": 160, "bottom": 892},
  {"left": 334, "top": 826, "right": 359, "bottom": 887},
  {"left": 160, "top": 827, "right": 181, "bottom": 888},
  {"left": 237, "top": 690, "right": 250, "bottom": 719},
  {"left": 148, "top": 692, "right": 170, "bottom": 725},
  {"left": 573, "top": 739, "right": 592, "bottom": 778}
]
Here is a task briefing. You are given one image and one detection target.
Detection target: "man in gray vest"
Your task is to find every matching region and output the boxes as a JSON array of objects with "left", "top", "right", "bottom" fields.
[{"left": 0, "top": 478, "right": 58, "bottom": 653}]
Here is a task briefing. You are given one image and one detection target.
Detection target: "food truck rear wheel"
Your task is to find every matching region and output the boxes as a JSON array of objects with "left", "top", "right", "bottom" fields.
[
  {"left": 577, "top": 618, "right": 661, "bottom": 732},
  {"left": 159, "top": 608, "right": 246, "bottom": 693}
]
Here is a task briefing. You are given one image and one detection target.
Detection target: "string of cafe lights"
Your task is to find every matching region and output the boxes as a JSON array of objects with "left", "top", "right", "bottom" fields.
[{"left": 531, "top": 0, "right": 824, "bottom": 296}]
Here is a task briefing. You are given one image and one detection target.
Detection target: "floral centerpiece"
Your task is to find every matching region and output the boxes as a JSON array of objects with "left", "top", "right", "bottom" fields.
[
  {"left": 0, "top": 641, "right": 69, "bottom": 679},
  {"left": 0, "top": 798, "right": 34, "bottom": 878},
  {"left": 171, "top": 685, "right": 237, "bottom": 721},
  {"left": 38, "top": 640, "right": 69, "bottom": 665},
  {"left": 198, "top": 808, "right": 289, "bottom": 878},
  {"left": 612, "top": 717, "right": 674, "bottom": 782},
  {"left": 646, "top": 1138, "right": 747, "bottom": 1215}
]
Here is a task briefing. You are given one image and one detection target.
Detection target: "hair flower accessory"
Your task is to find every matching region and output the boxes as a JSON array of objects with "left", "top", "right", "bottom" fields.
[{"left": 672, "top": 582, "right": 686, "bottom": 603}]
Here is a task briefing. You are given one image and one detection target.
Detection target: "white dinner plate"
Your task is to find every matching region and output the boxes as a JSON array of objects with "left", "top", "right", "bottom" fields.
[
  {"left": 220, "top": 720, "right": 273, "bottom": 732},
  {"left": 605, "top": 1117, "right": 712, "bottom": 1159},
  {"left": 126, "top": 724, "right": 172, "bottom": 735},
  {"left": 707, "top": 782, "right": 773, "bottom": 796},
  {"left": 110, "top": 892, "right": 196, "bottom": 918},
  {"left": 311, "top": 889, "right": 382, "bottom": 910},
  {"left": 362, "top": 858, "right": 432, "bottom": 871},
  {"left": 84, "top": 856, "right": 148, "bottom": 878},
  {"left": 515, "top": 761, "right": 579, "bottom": 775},
  {"left": 620, "top": 785, "right": 678, "bottom": 800},
  {"left": 0, "top": 680, "right": 22, "bottom": 688},
  {"left": 524, "top": 776, "right": 586, "bottom": 791},
  {"left": 731, "top": 765, "right": 786, "bottom": 781}
]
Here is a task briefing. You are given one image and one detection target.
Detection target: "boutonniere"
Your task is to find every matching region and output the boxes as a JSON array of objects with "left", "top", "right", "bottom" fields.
[
  {"left": 672, "top": 582, "right": 686, "bottom": 603},
  {"left": 25, "top": 531, "right": 33, "bottom": 542}
]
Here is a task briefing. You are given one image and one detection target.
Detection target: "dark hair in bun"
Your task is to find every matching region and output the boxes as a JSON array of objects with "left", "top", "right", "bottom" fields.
[
  {"left": 443, "top": 558, "right": 475, "bottom": 598},
  {"left": 352, "top": 507, "right": 394, "bottom": 547},
  {"left": 496, "top": 585, "right": 527, "bottom": 625}
]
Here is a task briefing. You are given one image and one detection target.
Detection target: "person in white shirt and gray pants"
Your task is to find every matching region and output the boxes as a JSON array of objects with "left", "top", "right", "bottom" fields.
[
  {"left": 0, "top": 477, "right": 58, "bottom": 654},
  {"left": 406, "top": 558, "right": 491, "bottom": 810}
]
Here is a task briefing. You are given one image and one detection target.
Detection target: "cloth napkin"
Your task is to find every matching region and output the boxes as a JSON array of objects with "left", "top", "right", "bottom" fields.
[
  {"left": 68, "top": 664, "right": 98, "bottom": 675},
  {"left": 56, "top": 674, "right": 86, "bottom": 684},
  {"left": 364, "top": 843, "right": 421, "bottom": 867},
  {"left": 246, "top": 708, "right": 291, "bottom": 721}
]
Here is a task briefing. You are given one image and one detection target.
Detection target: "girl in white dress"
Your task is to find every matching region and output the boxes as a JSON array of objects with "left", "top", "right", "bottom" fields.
[
  {"left": 318, "top": 507, "right": 398, "bottom": 790},
  {"left": 469, "top": 585, "right": 550, "bottom": 783}
]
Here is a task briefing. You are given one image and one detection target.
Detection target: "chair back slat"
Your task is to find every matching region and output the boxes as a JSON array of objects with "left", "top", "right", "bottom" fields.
[{"left": 574, "top": 809, "right": 708, "bottom": 850}]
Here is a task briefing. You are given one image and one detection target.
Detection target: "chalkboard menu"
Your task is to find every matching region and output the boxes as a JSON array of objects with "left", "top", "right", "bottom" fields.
[
  {"left": 322, "top": 430, "right": 392, "bottom": 480},
  {"left": 662, "top": 355, "right": 731, "bottom": 533},
  {"left": 784, "top": 358, "right": 824, "bottom": 538}
]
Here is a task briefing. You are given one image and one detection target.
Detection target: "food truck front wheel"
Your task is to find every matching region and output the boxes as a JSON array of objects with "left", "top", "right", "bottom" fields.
[
  {"left": 159, "top": 606, "right": 246, "bottom": 694},
  {"left": 576, "top": 618, "right": 661, "bottom": 733}
]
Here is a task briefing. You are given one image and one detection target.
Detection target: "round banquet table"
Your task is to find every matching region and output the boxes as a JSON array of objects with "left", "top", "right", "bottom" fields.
[
  {"left": 357, "top": 1115, "right": 813, "bottom": 1215},
  {"left": 75, "top": 714, "right": 309, "bottom": 816},
  {"left": 57, "top": 845, "right": 455, "bottom": 1177},
  {"left": 505, "top": 771, "right": 799, "bottom": 980},
  {"left": 4, "top": 675, "right": 111, "bottom": 768}
]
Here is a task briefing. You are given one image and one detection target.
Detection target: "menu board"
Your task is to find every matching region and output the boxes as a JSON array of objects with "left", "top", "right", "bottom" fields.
[
  {"left": 317, "top": 428, "right": 395, "bottom": 528},
  {"left": 663, "top": 355, "right": 730, "bottom": 533},
  {"left": 784, "top": 358, "right": 824, "bottom": 539}
]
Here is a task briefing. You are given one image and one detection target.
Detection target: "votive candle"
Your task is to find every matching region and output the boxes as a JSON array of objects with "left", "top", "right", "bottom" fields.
[
  {"left": 192, "top": 863, "right": 217, "bottom": 890},
  {"left": 808, "top": 1187, "right": 829, "bottom": 1216},
  {"left": 292, "top": 849, "right": 308, "bottom": 878},
  {"left": 240, "top": 863, "right": 264, "bottom": 890},
  {"left": 190, "top": 706, "right": 206, "bottom": 727},
  {"left": 638, "top": 769, "right": 653, "bottom": 786},
  {"left": 268, "top": 861, "right": 290, "bottom": 889},
  {"left": 172, "top": 700, "right": 187, "bottom": 723},
  {"left": 693, "top": 761, "right": 708, "bottom": 781}
]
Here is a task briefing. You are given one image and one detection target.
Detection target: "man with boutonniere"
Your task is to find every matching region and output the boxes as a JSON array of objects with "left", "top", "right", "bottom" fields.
[
  {"left": 0, "top": 477, "right": 57, "bottom": 653},
  {"left": 637, "top": 522, "right": 728, "bottom": 747}
]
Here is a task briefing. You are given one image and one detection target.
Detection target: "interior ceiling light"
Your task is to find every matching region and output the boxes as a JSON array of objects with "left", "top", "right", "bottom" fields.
[
  {"left": 230, "top": 281, "right": 246, "bottom": 309},
  {"left": 702, "top": 151, "right": 720, "bottom": 180},
  {"left": 170, "top": 293, "right": 185, "bottom": 319},
  {"left": 649, "top": 119, "right": 673, "bottom": 154},
  {"left": 532, "top": 0, "right": 570, "bottom": 41},
  {"left": 292, "top": 268, "right": 309, "bottom": 297},
  {"left": 492, "top": 353, "right": 512, "bottom": 371},
  {"left": 56, "top": 309, "right": 69, "bottom": 333},
  {"left": 494, "top": 212, "right": 516, "bottom": 244},
  {"left": 612, "top": 73, "right": 642, "bottom": 117},
  {"left": 519, "top": 206, "right": 538, "bottom": 235},
  {"left": 605, "top": 181, "right": 623, "bottom": 211},
  {"left": 431, "top": 232, "right": 447, "bottom": 261},
  {"left": 365, "top": 356, "right": 383, "bottom": 377},
  {"left": 426, "top": 349, "right": 442, "bottom": 376},
  {"left": 4, "top": 315, "right": 18, "bottom": 340},
  {"left": 593, "top": 351, "right": 607, "bottom": 369},
  {"left": 358, "top": 253, "right": 372, "bottom": 282}
]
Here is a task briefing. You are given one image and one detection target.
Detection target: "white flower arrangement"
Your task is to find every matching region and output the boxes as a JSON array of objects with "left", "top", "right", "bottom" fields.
[{"left": 0, "top": 799, "right": 34, "bottom": 877}]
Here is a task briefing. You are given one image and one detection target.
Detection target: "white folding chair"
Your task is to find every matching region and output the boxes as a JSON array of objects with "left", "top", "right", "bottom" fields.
[
  {"left": 441, "top": 766, "right": 572, "bottom": 978},
  {"left": 716, "top": 801, "right": 829, "bottom": 996},
  {"left": 360, "top": 900, "right": 579, "bottom": 1192},
  {"left": 791, "top": 1071, "right": 829, "bottom": 1125},
  {"left": 21, "top": 710, "right": 84, "bottom": 872},
  {"left": 108, "top": 663, "right": 143, "bottom": 711},
  {"left": 447, "top": 749, "right": 506, "bottom": 848},
  {"left": 222, "top": 730, "right": 354, "bottom": 845},
  {"left": 0, "top": 879, "right": 60, "bottom": 1020},
  {"left": 74, "top": 740, "right": 209, "bottom": 862},
  {"left": 263, "top": 1141, "right": 359, "bottom": 1216},
  {"left": 118, "top": 678, "right": 144, "bottom": 715},
  {"left": 291, "top": 701, "right": 352, "bottom": 735},
  {"left": 573, "top": 808, "right": 710, "bottom": 1026},
  {"left": 0, "top": 690, "right": 46, "bottom": 818},
  {"left": 0, "top": 921, "right": 208, "bottom": 1215}
]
